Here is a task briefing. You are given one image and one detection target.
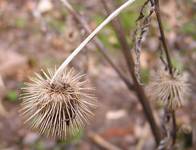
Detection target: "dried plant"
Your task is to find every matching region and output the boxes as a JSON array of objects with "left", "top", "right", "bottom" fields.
[
  {"left": 20, "top": 68, "right": 96, "bottom": 139},
  {"left": 20, "top": 0, "right": 136, "bottom": 140},
  {"left": 148, "top": 69, "right": 189, "bottom": 110},
  {"left": 133, "top": 0, "right": 154, "bottom": 84},
  {"left": 19, "top": 0, "right": 191, "bottom": 148}
]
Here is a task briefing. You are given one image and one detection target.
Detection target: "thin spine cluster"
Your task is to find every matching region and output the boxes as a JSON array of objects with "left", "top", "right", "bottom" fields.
[{"left": 20, "top": 68, "right": 96, "bottom": 139}]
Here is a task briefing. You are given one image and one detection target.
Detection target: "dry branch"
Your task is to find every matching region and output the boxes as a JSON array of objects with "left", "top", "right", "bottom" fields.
[
  {"left": 88, "top": 131, "right": 122, "bottom": 150},
  {"left": 100, "top": 0, "right": 162, "bottom": 144}
]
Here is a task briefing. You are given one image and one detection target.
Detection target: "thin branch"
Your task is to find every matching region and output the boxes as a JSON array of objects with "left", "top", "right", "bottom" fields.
[
  {"left": 101, "top": 0, "right": 161, "bottom": 145},
  {"left": 60, "top": 0, "right": 134, "bottom": 91},
  {"left": 171, "top": 111, "right": 177, "bottom": 145},
  {"left": 88, "top": 131, "right": 122, "bottom": 150},
  {"left": 154, "top": 0, "right": 173, "bottom": 76},
  {"left": 154, "top": 0, "right": 177, "bottom": 145},
  {"left": 51, "top": 0, "right": 136, "bottom": 83}
]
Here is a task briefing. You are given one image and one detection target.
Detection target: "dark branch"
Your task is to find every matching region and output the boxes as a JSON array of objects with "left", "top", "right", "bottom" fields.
[
  {"left": 154, "top": 0, "right": 173, "bottom": 76},
  {"left": 154, "top": 0, "right": 177, "bottom": 146},
  {"left": 101, "top": 0, "right": 162, "bottom": 144}
]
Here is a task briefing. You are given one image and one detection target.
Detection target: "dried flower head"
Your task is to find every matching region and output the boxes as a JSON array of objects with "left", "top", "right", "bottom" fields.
[
  {"left": 148, "top": 69, "right": 189, "bottom": 110},
  {"left": 20, "top": 68, "right": 96, "bottom": 140}
]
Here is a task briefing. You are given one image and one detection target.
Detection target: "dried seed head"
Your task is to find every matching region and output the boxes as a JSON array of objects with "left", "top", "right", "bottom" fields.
[
  {"left": 148, "top": 70, "right": 189, "bottom": 110},
  {"left": 20, "top": 68, "right": 96, "bottom": 140}
]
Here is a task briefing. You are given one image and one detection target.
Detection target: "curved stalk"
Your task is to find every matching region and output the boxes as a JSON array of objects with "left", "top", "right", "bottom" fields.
[
  {"left": 51, "top": 0, "right": 136, "bottom": 83},
  {"left": 60, "top": 0, "right": 135, "bottom": 90}
]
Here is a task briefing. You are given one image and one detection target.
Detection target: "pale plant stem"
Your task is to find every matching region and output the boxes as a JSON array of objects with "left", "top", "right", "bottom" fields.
[
  {"left": 51, "top": 0, "right": 136, "bottom": 83},
  {"left": 60, "top": 0, "right": 74, "bottom": 12},
  {"left": 60, "top": 0, "right": 134, "bottom": 90}
]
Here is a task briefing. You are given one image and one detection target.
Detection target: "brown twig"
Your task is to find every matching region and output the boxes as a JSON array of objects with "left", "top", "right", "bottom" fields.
[
  {"left": 154, "top": 0, "right": 177, "bottom": 145},
  {"left": 171, "top": 110, "right": 177, "bottom": 145},
  {"left": 60, "top": 0, "right": 134, "bottom": 91},
  {"left": 0, "top": 75, "right": 7, "bottom": 116},
  {"left": 101, "top": 0, "right": 161, "bottom": 145},
  {"left": 154, "top": 0, "right": 173, "bottom": 76},
  {"left": 88, "top": 131, "right": 122, "bottom": 150}
]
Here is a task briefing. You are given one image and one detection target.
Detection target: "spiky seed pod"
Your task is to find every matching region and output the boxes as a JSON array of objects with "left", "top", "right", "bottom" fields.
[
  {"left": 148, "top": 70, "right": 189, "bottom": 110},
  {"left": 20, "top": 68, "right": 96, "bottom": 140}
]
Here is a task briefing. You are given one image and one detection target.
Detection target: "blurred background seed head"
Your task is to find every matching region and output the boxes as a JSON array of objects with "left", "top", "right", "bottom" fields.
[{"left": 148, "top": 69, "right": 190, "bottom": 110}]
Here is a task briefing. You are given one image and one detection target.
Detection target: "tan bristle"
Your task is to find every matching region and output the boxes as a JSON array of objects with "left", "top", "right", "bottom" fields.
[
  {"left": 20, "top": 68, "right": 97, "bottom": 140},
  {"left": 148, "top": 70, "right": 189, "bottom": 110}
]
